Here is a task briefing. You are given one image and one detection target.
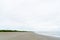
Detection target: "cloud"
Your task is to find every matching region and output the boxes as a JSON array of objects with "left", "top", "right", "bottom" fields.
[{"left": 0, "top": 0, "right": 60, "bottom": 31}]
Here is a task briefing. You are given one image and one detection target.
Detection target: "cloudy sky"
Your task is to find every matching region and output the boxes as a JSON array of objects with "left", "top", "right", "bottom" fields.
[{"left": 0, "top": 0, "right": 60, "bottom": 31}]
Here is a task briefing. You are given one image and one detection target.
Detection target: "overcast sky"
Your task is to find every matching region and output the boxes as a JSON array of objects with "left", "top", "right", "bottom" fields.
[{"left": 0, "top": 0, "right": 60, "bottom": 31}]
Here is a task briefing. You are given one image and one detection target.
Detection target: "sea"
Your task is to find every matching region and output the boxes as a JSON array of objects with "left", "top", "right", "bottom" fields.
[{"left": 34, "top": 31, "right": 60, "bottom": 37}]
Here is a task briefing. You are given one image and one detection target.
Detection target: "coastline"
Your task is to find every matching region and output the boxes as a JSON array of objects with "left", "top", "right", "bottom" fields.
[{"left": 0, "top": 32, "right": 60, "bottom": 40}]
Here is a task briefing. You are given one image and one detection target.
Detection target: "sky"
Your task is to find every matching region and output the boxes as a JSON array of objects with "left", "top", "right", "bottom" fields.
[{"left": 0, "top": 0, "right": 60, "bottom": 31}]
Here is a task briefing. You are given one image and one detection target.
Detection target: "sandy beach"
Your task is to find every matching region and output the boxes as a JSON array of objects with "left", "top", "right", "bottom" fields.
[{"left": 0, "top": 32, "right": 60, "bottom": 40}]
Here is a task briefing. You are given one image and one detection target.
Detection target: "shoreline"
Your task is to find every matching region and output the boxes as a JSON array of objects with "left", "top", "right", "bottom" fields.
[{"left": 0, "top": 32, "right": 60, "bottom": 40}]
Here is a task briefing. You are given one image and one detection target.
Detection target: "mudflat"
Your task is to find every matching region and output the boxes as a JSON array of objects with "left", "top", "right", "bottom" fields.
[{"left": 0, "top": 32, "right": 60, "bottom": 40}]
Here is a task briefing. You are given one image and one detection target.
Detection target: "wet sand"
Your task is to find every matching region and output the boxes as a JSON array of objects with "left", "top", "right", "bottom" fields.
[{"left": 0, "top": 32, "right": 60, "bottom": 40}]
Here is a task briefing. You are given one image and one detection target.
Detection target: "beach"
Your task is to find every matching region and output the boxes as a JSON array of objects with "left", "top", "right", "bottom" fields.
[{"left": 0, "top": 32, "right": 60, "bottom": 40}]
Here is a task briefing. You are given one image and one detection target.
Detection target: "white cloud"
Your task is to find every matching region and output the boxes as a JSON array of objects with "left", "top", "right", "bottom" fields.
[{"left": 0, "top": 0, "right": 60, "bottom": 31}]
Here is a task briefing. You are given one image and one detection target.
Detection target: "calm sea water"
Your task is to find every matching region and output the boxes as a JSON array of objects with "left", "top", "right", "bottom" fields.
[{"left": 34, "top": 31, "right": 60, "bottom": 37}]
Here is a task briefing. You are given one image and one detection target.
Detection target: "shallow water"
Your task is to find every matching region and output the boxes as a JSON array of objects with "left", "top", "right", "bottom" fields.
[{"left": 34, "top": 31, "right": 60, "bottom": 37}]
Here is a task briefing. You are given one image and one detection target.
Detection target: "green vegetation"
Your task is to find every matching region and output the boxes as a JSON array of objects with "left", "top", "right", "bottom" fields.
[{"left": 0, "top": 30, "right": 27, "bottom": 32}]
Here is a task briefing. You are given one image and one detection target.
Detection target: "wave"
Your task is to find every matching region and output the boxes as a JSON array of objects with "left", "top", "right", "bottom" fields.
[{"left": 34, "top": 31, "right": 60, "bottom": 38}]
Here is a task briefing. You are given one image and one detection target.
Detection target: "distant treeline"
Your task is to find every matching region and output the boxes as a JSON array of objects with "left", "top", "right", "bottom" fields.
[{"left": 0, "top": 30, "right": 27, "bottom": 32}]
